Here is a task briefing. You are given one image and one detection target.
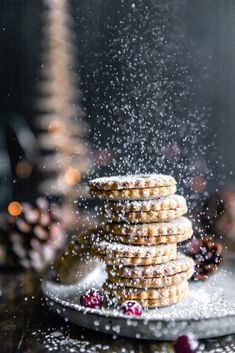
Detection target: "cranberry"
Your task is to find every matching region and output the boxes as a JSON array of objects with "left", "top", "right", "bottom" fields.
[
  {"left": 80, "top": 288, "right": 104, "bottom": 309},
  {"left": 120, "top": 300, "right": 143, "bottom": 316},
  {"left": 174, "top": 335, "right": 196, "bottom": 353}
]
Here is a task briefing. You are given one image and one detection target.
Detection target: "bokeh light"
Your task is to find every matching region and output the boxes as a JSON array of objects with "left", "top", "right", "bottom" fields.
[
  {"left": 190, "top": 175, "right": 207, "bottom": 193},
  {"left": 8, "top": 201, "right": 22, "bottom": 217},
  {"left": 48, "top": 120, "right": 64, "bottom": 134},
  {"left": 64, "top": 167, "right": 81, "bottom": 185},
  {"left": 16, "top": 160, "right": 32, "bottom": 179}
]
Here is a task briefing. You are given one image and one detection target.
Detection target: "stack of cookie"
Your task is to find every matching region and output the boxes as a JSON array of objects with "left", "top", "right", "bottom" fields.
[{"left": 88, "top": 174, "right": 194, "bottom": 308}]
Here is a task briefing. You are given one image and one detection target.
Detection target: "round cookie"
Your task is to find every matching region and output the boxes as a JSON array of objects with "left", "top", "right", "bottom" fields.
[
  {"left": 92, "top": 241, "right": 176, "bottom": 258},
  {"left": 98, "top": 252, "right": 177, "bottom": 266},
  {"left": 106, "top": 254, "right": 194, "bottom": 278},
  {"left": 88, "top": 174, "right": 176, "bottom": 190},
  {"left": 90, "top": 185, "right": 176, "bottom": 201},
  {"left": 137, "top": 289, "right": 189, "bottom": 308},
  {"left": 107, "top": 267, "right": 194, "bottom": 288},
  {"left": 104, "top": 232, "right": 192, "bottom": 245},
  {"left": 106, "top": 195, "right": 186, "bottom": 213},
  {"left": 104, "top": 281, "right": 189, "bottom": 305},
  {"left": 105, "top": 195, "right": 187, "bottom": 223},
  {"left": 109, "top": 207, "right": 187, "bottom": 223},
  {"left": 103, "top": 216, "right": 192, "bottom": 237}
]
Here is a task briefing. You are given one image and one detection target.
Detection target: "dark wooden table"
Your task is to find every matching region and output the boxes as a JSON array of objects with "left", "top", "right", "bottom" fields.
[{"left": 1, "top": 270, "right": 235, "bottom": 353}]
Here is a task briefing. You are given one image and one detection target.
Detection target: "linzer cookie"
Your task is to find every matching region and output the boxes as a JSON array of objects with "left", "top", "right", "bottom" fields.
[
  {"left": 137, "top": 289, "right": 189, "bottom": 308},
  {"left": 89, "top": 185, "right": 176, "bottom": 201},
  {"left": 107, "top": 206, "right": 187, "bottom": 224},
  {"left": 105, "top": 195, "right": 187, "bottom": 223},
  {"left": 106, "top": 195, "right": 186, "bottom": 213},
  {"left": 89, "top": 174, "right": 176, "bottom": 190},
  {"left": 106, "top": 255, "right": 194, "bottom": 288},
  {"left": 93, "top": 240, "right": 176, "bottom": 258},
  {"left": 104, "top": 232, "right": 192, "bottom": 245},
  {"left": 93, "top": 241, "right": 177, "bottom": 265},
  {"left": 104, "top": 216, "right": 192, "bottom": 237},
  {"left": 98, "top": 252, "right": 177, "bottom": 266},
  {"left": 107, "top": 267, "right": 193, "bottom": 288},
  {"left": 89, "top": 174, "right": 176, "bottom": 200},
  {"left": 107, "top": 254, "right": 194, "bottom": 278},
  {"left": 104, "top": 281, "right": 189, "bottom": 307}
]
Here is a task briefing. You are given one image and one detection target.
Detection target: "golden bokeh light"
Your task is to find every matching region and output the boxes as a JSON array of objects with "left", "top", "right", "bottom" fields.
[
  {"left": 16, "top": 160, "right": 32, "bottom": 179},
  {"left": 8, "top": 201, "right": 22, "bottom": 217},
  {"left": 48, "top": 120, "right": 64, "bottom": 134},
  {"left": 64, "top": 167, "right": 81, "bottom": 186},
  {"left": 190, "top": 175, "right": 206, "bottom": 193}
]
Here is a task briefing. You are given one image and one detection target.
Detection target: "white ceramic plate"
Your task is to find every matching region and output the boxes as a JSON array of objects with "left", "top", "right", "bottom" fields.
[{"left": 42, "top": 257, "right": 235, "bottom": 340}]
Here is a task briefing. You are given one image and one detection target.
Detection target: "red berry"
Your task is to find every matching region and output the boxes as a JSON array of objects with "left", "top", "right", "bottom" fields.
[
  {"left": 174, "top": 335, "right": 196, "bottom": 353},
  {"left": 120, "top": 300, "right": 143, "bottom": 316},
  {"left": 80, "top": 288, "right": 104, "bottom": 309}
]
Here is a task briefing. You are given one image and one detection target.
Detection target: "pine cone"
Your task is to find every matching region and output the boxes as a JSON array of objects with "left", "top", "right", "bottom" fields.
[
  {"left": 201, "top": 187, "right": 235, "bottom": 239},
  {"left": 186, "top": 236, "right": 223, "bottom": 281},
  {"left": 0, "top": 198, "right": 66, "bottom": 272}
]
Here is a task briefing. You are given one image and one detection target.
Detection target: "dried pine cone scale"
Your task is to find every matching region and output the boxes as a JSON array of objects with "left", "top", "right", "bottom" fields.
[
  {"left": 186, "top": 236, "right": 223, "bottom": 281},
  {"left": 2, "top": 197, "right": 66, "bottom": 272}
]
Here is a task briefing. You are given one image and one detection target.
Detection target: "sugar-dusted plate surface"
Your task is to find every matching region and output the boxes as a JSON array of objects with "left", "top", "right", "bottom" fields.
[{"left": 42, "top": 257, "right": 235, "bottom": 340}]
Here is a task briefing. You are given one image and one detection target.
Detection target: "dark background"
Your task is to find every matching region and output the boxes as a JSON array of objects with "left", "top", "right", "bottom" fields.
[
  {"left": 1, "top": 0, "right": 235, "bottom": 201},
  {"left": 0, "top": 4, "right": 235, "bottom": 352}
]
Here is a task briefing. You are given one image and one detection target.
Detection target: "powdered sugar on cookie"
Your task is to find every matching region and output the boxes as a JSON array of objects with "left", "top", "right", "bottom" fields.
[
  {"left": 105, "top": 194, "right": 186, "bottom": 212},
  {"left": 93, "top": 240, "right": 176, "bottom": 258},
  {"left": 88, "top": 173, "right": 194, "bottom": 308},
  {"left": 104, "top": 216, "right": 192, "bottom": 236},
  {"left": 89, "top": 174, "right": 176, "bottom": 190},
  {"left": 107, "top": 254, "right": 194, "bottom": 278}
]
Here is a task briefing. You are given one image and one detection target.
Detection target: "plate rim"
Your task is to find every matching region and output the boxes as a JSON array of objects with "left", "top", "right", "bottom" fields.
[{"left": 41, "top": 278, "right": 235, "bottom": 324}]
